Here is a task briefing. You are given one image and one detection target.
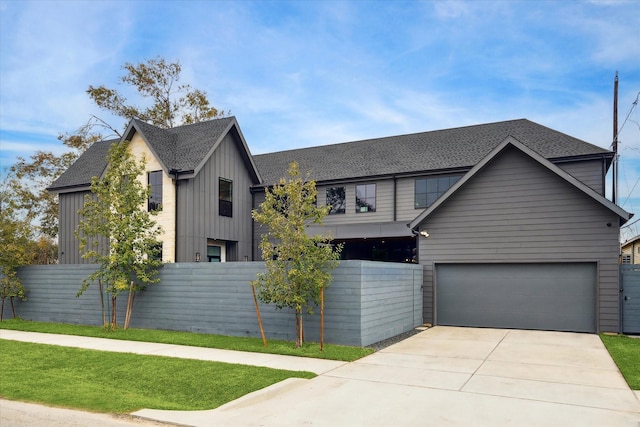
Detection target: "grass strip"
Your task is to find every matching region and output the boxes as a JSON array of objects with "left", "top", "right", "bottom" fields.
[
  {"left": 0, "top": 339, "right": 315, "bottom": 413},
  {"left": 600, "top": 334, "right": 640, "bottom": 390},
  {"left": 0, "top": 319, "right": 373, "bottom": 361}
]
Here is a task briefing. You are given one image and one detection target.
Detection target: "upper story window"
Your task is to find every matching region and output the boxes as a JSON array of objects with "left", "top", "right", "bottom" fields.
[
  {"left": 219, "top": 178, "right": 233, "bottom": 217},
  {"left": 622, "top": 254, "right": 631, "bottom": 264},
  {"left": 326, "top": 187, "right": 346, "bottom": 214},
  {"left": 355, "top": 184, "right": 376, "bottom": 213},
  {"left": 148, "top": 171, "right": 163, "bottom": 212},
  {"left": 415, "top": 175, "right": 462, "bottom": 209}
]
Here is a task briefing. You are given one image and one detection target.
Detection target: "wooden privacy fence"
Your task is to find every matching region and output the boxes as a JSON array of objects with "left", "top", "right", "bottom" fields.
[{"left": 12, "top": 261, "right": 422, "bottom": 346}]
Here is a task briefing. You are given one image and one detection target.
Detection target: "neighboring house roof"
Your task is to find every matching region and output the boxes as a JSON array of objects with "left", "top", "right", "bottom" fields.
[
  {"left": 253, "top": 119, "right": 612, "bottom": 186},
  {"left": 622, "top": 235, "right": 640, "bottom": 249},
  {"left": 49, "top": 116, "right": 261, "bottom": 191},
  {"left": 409, "top": 136, "right": 632, "bottom": 230}
]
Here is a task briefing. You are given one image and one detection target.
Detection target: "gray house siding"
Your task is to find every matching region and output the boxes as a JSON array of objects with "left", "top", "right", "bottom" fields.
[
  {"left": 57, "top": 190, "right": 109, "bottom": 264},
  {"left": 176, "top": 132, "right": 255, "bottom": 262},
  {"left": 416, "top": 146, "right": 621, "bottom": 332},
  {"left": 557, "top": 159, "right": 606, "bottom": 195}
]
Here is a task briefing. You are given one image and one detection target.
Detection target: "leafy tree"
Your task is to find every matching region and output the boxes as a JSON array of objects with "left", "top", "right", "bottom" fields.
[
  {"left": 10, "top": 57, "right": 223, "bottom": 251},
  {"left": 0, "top": 182, "right": 32, "bottom": 320},
  {"left": 251, "top": 162, "right": 342, "bottom": 348},
  {"left": 76, "top": 141, "right": 163, "bottom": 330},
  {"left": 87, "top": 56, "right": 225, "bottom": 129}
]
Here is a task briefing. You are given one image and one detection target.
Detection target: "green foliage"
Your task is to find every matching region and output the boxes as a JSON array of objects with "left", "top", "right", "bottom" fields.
[
  {"left": 76, "top": 141, "right": 163, "bottom": 327},
  {"left": 0, "top": 182, "right": 32, "bottom": 319},
  {"left": 10, "top": 57, "right": 222, "bottom": 248},
  {"left": 252, "top": 162, "right": 342, "bottom": 346},
  {"left": 600, "top": 334, "right": 640, "bottom": 390},
  {"left": 0, "top": 339, "right": 315, "bottom": 413},
  {"left": 87, "top": 56, "right": 225, "bottom": 129}
]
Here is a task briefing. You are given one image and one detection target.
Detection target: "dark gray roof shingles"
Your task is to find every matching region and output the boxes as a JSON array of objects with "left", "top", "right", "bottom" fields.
[
  {"left": 49, "top": 117, "right": 236, "bottom": 190},
  {"left": 253, "top": 119, "right": 611, "bottom": 185}
]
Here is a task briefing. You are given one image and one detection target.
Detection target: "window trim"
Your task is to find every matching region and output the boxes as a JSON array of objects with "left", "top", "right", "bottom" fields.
[
  {"left": 355, "top": 183, "right": 376, "bottom": 213},
  {"left": 219, "top": 178, "right": 233, "bottom": 217},
  {"left": 326, "top": 186, "right": 346, "bottom": 214},
  {"left": 414, "top": 175, "right": 462, "bottom": 209},
  {"left": 148, "top": 170, "right": 163, "bottom": 212}
]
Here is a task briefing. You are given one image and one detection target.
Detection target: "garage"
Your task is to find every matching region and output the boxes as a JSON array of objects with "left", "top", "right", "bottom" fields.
[{"left": 436, "top": 263, "right": 597, "bottom": 333}]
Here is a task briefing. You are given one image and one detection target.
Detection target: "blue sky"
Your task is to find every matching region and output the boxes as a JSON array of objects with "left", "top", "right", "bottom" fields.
[{"left": 1, "top": 0, "right": 639, "bottom": 240}]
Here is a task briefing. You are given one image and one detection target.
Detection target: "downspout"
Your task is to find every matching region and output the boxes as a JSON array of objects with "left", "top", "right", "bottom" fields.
[
  {"left": 393, "top": 175, "right": 397, "bottom": 222},
  {"left": 251, "top": 190, "right": 255, "bottom": 261},
  {"left": 170, "top": 169, "right": 180, "bottom": 262}
]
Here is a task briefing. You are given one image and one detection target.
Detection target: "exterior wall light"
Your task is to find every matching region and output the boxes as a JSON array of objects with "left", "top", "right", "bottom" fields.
[
  {"left": 419, "top": 230, "right": 430, "bottom": 238},
  {"left": 195, "top": 252, "right": 201, "bottom": 262}
]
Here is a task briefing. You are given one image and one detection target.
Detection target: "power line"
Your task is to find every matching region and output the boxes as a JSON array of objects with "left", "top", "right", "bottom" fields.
[{"left": 618, "top": 91, "right": 640, "bottom": 135}]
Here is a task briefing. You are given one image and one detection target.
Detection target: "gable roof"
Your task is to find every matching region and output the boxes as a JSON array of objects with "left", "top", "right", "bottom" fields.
[
  {"left": 47, "top": 138, "right": 117, "bottom": 192},
  {"left": 49, "top": 116, "right": 261, "bottom": 191},
  {"left": 409, "top": 136, "right": 632, "bottom": 230},
  {"left": 253, "top": 119, "right": 612, "bottom": 186}
]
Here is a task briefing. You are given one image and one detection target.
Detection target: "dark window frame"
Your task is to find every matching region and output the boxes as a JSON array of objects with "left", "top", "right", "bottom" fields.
[
  {"left": 326, "top": 187, "right": 346, "bottom": 214},
  {"left": 414, "top": 175, "right": 462, "bottom": 209},
  {"left": 219, "top": 178, "right": 233, "bottom": 217},
  {"left": 148, "top": 170, "right": 163, "bottom": 212},
  {"left": 355, "top": 183, "right": 376, "bottom": 213}
]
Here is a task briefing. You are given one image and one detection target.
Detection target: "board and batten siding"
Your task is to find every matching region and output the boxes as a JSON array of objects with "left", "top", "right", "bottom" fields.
[
  {"left": 58, "top": 191, "right": 98, "bottom": 264},
  {"left": 416, "top": 146, "right": 621, "bottom": 332},
  {"left": 176, "top": 132, "right": 254, "bottom": 262}
]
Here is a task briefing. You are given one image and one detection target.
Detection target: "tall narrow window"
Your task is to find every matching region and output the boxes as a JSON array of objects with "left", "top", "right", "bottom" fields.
[
  {"left": 219, "top": 178, "right": 232, "bottom": 217},
  {"left": 355, "top": 184, "right": 376, "bottom": 213},
  {"left": 326, "top": 187, "right": 346, "bottom": 214},
  {"left": 148, "top": 171, "right": 162, "bottom": 211}
]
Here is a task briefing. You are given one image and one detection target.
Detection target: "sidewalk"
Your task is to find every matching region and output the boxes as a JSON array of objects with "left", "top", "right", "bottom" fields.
[{"left": 0, "top": 329, "right": 346, "bottom": 375}]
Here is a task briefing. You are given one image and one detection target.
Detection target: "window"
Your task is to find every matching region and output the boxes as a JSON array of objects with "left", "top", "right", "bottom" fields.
[
  {"left": 622, "top": 254, "right": 631, "bottom": 264},
  {"left": 355, "top": 184, "right": 376, "bottom": 213},
  {"left": 148, "top": 171, "right": 162, "bottom": 211},
  {"left": 326, "top": 187, "right": 346, "bottom": 214},
  {"left": 415, "top": 175, "right": 462, "bottom": 209},
  {"left": 219, "top": 178, "right": 232, "bottom": 217},
  {"left": 207, "top": 245, "right": 222, "bottom": 262}
]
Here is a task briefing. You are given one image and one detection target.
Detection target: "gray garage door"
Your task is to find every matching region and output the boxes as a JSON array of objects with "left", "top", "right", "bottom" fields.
[{"left": 436, "top": 263, "right": 596, "bottom": 333}]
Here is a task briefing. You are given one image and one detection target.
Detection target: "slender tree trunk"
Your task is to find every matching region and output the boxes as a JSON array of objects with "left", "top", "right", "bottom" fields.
[
  {"left": 10, "top": 297, "right": 16, "bottom": 318},
  {"left": 295, "top": 309, "right": 303, "bottom": 348},
  {"left": 1, "top": 297, "right": 4, "bottom": 321},
  {"left": 111, "top": 296, "right": 117, "bottom": 329},
  {"left": 99, "top": 279, "right": 106, "bottom": 327},
  {"left": 251, "top": 284, "right": 267, "bottom": 347},
  {"left": 124, "top": 281, "right": 134, "bottom": 329}
]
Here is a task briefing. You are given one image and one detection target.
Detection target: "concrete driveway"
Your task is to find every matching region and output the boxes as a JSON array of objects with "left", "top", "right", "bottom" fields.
[{"left": 136, "top": 326, "right": 640, "bottom": 426}]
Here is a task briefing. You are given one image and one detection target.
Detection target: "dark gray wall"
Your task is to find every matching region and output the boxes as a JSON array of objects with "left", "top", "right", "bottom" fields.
[
  {"left": 177, "top": 132, "right": 255, "bottom": 262},
  {"left": 12, "top": 261, "right": 422, "bottom": 346},
  {"left": 416, "top": 147, "right": 621, "bottom": 333},
  {"left": 57, "top": 191, "right": 92, "bottom": 264}
]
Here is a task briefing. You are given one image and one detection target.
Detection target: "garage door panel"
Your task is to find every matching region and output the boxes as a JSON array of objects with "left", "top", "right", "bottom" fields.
[{"left": 436, "top": 263, "right": 596, "bottom": 333}]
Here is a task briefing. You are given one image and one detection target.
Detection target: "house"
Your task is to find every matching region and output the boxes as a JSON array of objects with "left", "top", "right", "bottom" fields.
[
  {"left": 621, "top": 235, "right": 640, "bottom": 264},
  {"left": 49, "top": 117, "right": 633, "bottom": 333},
  {"left": 49, "top": 117, "right": 261, "bottom": 264}
]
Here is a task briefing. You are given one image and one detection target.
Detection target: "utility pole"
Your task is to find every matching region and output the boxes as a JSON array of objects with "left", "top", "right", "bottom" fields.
[{"left": 613, "top": 71, "right": 618, "bottom": 205}]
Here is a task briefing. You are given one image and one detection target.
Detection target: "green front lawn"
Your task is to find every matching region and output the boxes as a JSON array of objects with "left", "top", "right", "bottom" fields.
[
  {"left": 0, "top": 339, "right": 315, "bottom": 413},
  {"left": 0, "top": 319, "right": 373, "bottom": 361},
  {"left": 600, "top": 334, "right": 640, "bottom": 390}
]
